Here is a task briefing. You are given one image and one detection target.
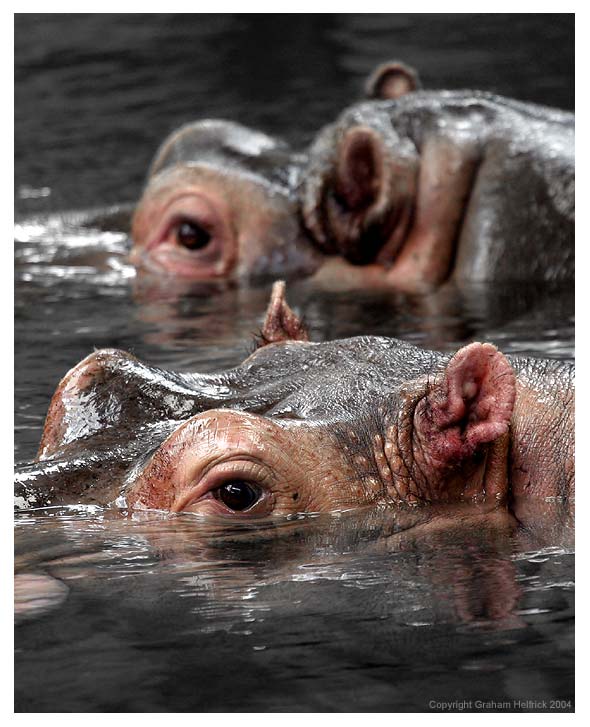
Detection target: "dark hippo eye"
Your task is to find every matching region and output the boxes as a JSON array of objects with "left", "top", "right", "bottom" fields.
[
  {"left": 175, "top": 220, "right": 211, "bottom": 250},
  {"left": 216, "top": 480, "right": 261, "bottom": 511}
]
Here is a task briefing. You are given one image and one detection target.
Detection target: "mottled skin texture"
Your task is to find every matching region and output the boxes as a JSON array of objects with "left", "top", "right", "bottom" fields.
[
  {"left": 16, "top": 283, "right": 574, "bottom": 532},
  {"left": 129, "top": 62, "right": 573, "bottom": 288}
]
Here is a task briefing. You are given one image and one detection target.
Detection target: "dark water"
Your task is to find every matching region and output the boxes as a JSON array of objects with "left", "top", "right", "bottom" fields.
[
  {"left": 15, "top": 506, "right": 574, "bottom": 712},
  {"left": 14, "top": 14, "right": 574, "bottom": 712}
]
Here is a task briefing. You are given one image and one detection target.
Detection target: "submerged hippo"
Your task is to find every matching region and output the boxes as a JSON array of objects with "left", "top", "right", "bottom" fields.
[
  {"left": 130, "top": 62, "right": 574, "bottom": 289},
  {"left": 16, "top": 282, "right": 573, "bottom": 530}
]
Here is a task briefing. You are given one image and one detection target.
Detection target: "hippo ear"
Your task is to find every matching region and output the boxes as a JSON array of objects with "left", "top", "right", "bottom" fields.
[
  {"left": 333, "top": 126, "right": 387, "bottom": 213},
  {"left": 364, "top": 61, "right": 421, "bottom": 100},
  {"left": 414, "top": 343, "right": 516, "bottom": 469},
  {"left": 258, "top": 281, "right": 309, "bottom": 347}
]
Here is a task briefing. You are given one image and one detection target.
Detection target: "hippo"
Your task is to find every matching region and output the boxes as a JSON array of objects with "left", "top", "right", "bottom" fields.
[
  {"left": 130, "top": 61, "right": 574, "bottom": 289},
  {"left": 16, "top": 282, "right": 574, "bottom": 532}
]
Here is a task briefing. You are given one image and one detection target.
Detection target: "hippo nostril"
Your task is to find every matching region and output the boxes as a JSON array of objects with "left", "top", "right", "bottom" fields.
[{"left": 176, "top": 220, "right": 212, "bottom": 250}]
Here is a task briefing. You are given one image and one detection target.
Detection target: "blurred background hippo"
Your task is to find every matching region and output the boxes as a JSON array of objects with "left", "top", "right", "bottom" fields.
[
  {"left": 130, "top": 61, "right": 574, "bottom": 289},
  {"left": 130, "top": 119, "right": 320, "bottom": 279},
  {"left": 17, "top": 282, "right": 574, "bottom": 533}
]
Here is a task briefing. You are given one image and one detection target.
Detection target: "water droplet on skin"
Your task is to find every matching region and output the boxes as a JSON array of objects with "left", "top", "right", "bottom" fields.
[{"left": 517, "top": 608, "right": 551, "bottom": 616}]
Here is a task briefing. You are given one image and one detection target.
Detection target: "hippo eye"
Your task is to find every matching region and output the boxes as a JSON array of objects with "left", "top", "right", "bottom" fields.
[
  {"left": 175, "top": 220, "right": 212, "bottom": 251},
  {"left": 215, "top": 480, "right": 261, "bottom": 511}
]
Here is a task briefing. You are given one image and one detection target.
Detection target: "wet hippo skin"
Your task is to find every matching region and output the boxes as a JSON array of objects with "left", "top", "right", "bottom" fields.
[
  {"left": 302, "top": 62, "right": 574, "bottom": 289},
  {"left": 130, "top": 62, "right": 574, "bottom": 288},
  {"left": 16, "top": 282, "right": 574, "bottom": 532}
]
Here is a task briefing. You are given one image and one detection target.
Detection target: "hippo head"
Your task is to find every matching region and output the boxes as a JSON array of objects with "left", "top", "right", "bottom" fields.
[
  {"left": 130, "top": 119, "right": 323, "bottom": 280},
  {"left": 22, "top": 282, "right": 519, "bottom": 518},
  {"left": 129, "top": 62, "right": 422, "bottom": 283}
]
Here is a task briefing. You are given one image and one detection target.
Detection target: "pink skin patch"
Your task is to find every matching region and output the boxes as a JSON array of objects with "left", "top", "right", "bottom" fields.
[
  {"left": 416, "top": 342, "right": 517, "bottom": 468},
  {"left": 135, "top": 191, "right": 235, "bottom": 278},
  {"left": 259, "top": 280, "right": 309, "bottom": 345}
]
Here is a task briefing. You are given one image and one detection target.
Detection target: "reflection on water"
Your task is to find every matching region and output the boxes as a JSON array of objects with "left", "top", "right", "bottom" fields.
[
  {"left": 15, "top": 14, "right": 574, "bottom": 713},
  {"left": 15, "top": 506, "right": 574, "bottom": 712}
]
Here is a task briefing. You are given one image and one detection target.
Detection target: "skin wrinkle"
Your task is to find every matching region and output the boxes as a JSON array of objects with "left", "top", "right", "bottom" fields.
[
  {"left": 128, "top": 414, "right": 285, "bottom": 511},
  {"left": 408, "top": 425, "right": 435, "bottom": 502},
  {"left": 236, "top": 415, "right": 361, "bottom": 511},
  {"left": 336, "top": 393, "right": 429, "bottom": 507},
  {"left": 550, "top": 387, "right": 574, "bottom": 492},
  {"left": 373, "top": 427, "right": 403, "bottom": 502},
  {"left": 414, "top": 396, "right": 476, "bottom": 503},
  {"left": 402, "top": 401, "right": 434, "bottom": 503},
  {"left": 395, "top": 380, "right": 434, "bottom": 502}
]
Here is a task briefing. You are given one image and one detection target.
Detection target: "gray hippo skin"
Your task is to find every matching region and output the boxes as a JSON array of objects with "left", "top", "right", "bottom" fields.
[
  {"left": 16, "top": 282, "right": 574, "bottom": 532},
  {"left": 130, "top": 62, "right": 574, "bottom": 288},
  {"left": 301, "top": 63, "right": 574, "bottom": 289}
]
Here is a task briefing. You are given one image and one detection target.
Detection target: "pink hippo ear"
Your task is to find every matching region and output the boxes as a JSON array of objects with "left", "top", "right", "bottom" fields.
[
  {"left": 334, "top": 127, "right": 385, "bottom": 212},
  {"left": 364, "top": 60, "right": 421, "bottom": 100},
  {"left": 415, "top": 343, "right": 516, "bottom": 469},
  {"left": 258, "top": 280, "right": 309, "bottom": 347}
]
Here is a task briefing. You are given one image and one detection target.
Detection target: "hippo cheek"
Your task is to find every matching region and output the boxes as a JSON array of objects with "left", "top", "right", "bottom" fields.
[
  {"left": 131, "top": 184, "right": 237, "bottom": 279},
  {"left": 124, "top": 410, "right": 363, "bottom": 517}
]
